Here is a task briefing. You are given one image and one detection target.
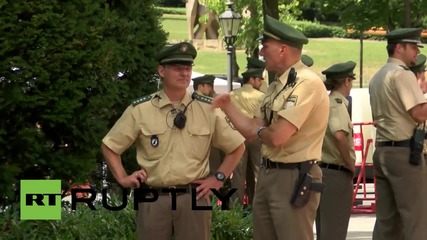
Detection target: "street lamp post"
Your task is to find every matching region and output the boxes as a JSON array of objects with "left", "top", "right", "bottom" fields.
[{"left": 218, "top": 1, "right": 242, "bottom": 92}]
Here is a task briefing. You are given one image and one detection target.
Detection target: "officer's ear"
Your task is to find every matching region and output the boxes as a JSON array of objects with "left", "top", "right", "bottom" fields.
[{"left": 158, "top": 64, "right": 166, "bottom": 78}]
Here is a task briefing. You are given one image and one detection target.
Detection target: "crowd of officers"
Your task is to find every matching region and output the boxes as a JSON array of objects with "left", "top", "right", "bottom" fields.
[{"left": 101, "top": 13, "right": 427, "bottom": 240}]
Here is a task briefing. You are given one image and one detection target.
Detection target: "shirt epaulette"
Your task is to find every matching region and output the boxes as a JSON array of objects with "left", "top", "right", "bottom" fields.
[
  {"left": 132, "top": 95, "right": 153, "bottom": 106},
  {"left": 399, "top": 65, "right": 410, "bottom": 70},
  {"left": 193, "top": 93, "right": 213, "bottom": 104},
  {"left": 335, "top": 98, "right": 343, "bottom": 104}
]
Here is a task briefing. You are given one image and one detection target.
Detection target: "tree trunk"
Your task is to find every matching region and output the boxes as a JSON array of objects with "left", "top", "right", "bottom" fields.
[
  {"left": 404, "top": 0, "right": 411, "bottom": 27},
  {"left": 263, "top": 0, "right": 279, "bottom": 19}
]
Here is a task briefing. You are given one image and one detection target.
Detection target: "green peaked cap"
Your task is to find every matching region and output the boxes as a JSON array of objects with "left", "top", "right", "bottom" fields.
[
  {"left": 246, "top": 57, "right": 265, "bottom": 69},
  {"left": 258, "top": 15, "right": 308, "bottom": 49},
  {"left": 410, "top": 54, "right": 426, "bottom": 73},
  {"left": 322, "top": 61, "right": 357, "bottom": 79},
  {"left": 385, "top": 28, "right": 424, "bottom": 48},
  {"left": 192, "top": 74, "right": 215, "bottom": 85},
  {"left": 301, "top": 54, "right": 314, "bottom": 67},
  {"left": 156, "top": 42, "right": 197, "bottom": 65}
]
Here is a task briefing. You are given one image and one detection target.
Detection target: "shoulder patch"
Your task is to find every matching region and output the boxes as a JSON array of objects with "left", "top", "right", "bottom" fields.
[
  {"left": 399, "top": 65, "right": 410, "bottom": 70},
  {"left": 132, "top": 95, "right": 153, "bottom": 106},
  {"left": 335, "top": 98, "right": 343, "bottom": 104},
  {"left": 194, "top": 93, "right": 213, "bottom": 104}
]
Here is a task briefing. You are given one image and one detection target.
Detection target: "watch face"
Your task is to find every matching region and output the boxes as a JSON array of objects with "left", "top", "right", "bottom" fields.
[{"left": 216, "top": 172, "right": 225, "bottom": 181}]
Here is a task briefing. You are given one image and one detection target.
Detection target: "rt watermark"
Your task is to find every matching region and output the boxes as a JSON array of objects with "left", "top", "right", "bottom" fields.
[{"left": 20, "top": 180, "right": 237, "bottom": 220}]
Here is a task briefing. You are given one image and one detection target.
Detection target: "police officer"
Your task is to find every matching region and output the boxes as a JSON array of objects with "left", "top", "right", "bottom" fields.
[
  {"left": 247, "top": 57, "right": 269, "bottom": 94},
  {"left": 316, "top": 61, "right": 357, "bottom": 240},
  {"left": 212, "top": 15, "right": 329, "bottom": 240},
  {"left": 369, "top": 28, "right": 427, "bottom": 240},
  {"left": 193, "top": 74, "right": 215, "bottom": 97},
  {"left": 410, "top": 54, "right": 427, "bottom": 93},
  {"left": 101, "top": 41, "right": 245, "bottom": 240},
  {"left": 192, "top": 74, "right": 232, "bottom": 197},
  {"left": 229, "top": 64, "right": 266, "bottom": 206}
]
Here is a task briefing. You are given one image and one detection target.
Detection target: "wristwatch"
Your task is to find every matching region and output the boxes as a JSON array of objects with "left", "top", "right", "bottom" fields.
[{"left": 214, "top": 172, "right": 226, "bottom": 182}]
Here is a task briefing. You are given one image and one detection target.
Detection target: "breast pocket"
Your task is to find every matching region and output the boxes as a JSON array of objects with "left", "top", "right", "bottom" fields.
[
  {"left": 139, "top": 124, "right": 167, "bottom": 160},
  {"left": 186, "top": 125, "right": 211, "bottom": 160}
]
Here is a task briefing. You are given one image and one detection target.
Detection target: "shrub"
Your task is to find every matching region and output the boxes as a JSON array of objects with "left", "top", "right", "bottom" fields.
[
  {"left": 0, "top": 197, "right": 253, "bottom": 240},
  {"left": 292, "top": 20, "right": 348, "bottom": 38},
  {"left": 157, "top": 7, "right": 187, "bottom": 15}
]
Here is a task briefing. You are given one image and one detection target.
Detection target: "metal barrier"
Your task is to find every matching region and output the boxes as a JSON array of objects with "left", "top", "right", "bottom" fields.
[{"left": 352, "top": 122, "right": 376, "bottom": 214}]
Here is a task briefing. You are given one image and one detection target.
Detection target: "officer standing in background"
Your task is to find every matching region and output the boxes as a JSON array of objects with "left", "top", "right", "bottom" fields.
[
  {"left": 410, "top": 54, "right": 427, "bottom": 93},
  {"left": 101, "top": 41, "right": 245, "bottom": 240},
  {"left": 212, "top": 15, "right": 329, "bottom": 240},
  {"left": 316, "top": 61, "right": 357, "bottom": 240},
  {"left": 192, "top": 74, "right": 233, "bottom": 200},
  {"left": 193, "top": 74, "right": 216, "bottom": 97},
  {"left": 229, "top": 62, "right": 266, "bottom": 206},
  {"left": 247, "top": 57, "right": 269, "bottom": 94},
  {"left": 369, "top": 28, "right": 427, "bottom": 240}
]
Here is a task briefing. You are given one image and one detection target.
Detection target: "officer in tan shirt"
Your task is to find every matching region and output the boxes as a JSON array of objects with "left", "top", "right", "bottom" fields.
[
  {"left": 316, "top": 61, "right": 357, "bottom": 240},
  {"left": 212, "top": 15, "right": 329, "bottom": 240},
  {"left": 230, "top": 65, "right": 266, "bottom": 206},
  {"left": 193, "top": 74, "right": 215, "bottom": 97},
  {"left": 369, "top": 28, "right": 427, "bottom": 240},
  {"left": 101, "top": 42, "right": 245, "bottom": 240}
]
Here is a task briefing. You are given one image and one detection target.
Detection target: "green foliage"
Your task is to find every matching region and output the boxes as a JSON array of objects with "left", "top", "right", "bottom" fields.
[
  {"left": 292, "top": 20, "right": 347, "bottom": 38},
  {"left": 306, "top": 0, "right": 427, "bottom": 31},
  {"left": 0, "top": 0, "right": 166, "bottom": 206},
  {"left": 0, "top": 197, "right": 253, "bottom": 240},
  {"left": 157, "top": 7, "right": 187, "bottom": 15}
]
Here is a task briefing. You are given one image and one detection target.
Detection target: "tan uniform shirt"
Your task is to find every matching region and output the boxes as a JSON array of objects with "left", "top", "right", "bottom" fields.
[
  {"left": 321, "top": 91, "right": 356, "bottom": 165},
  {"left": 230, "top": 84, "right": 265, "bottom": 118},
  {"left": 256, "top": 61, "right": 330, "bottom": 163},
  {"left": 102, "top": 90, "right": 245, "bottom": 187},
  {"left": 369, "top": 58, "right": 426, "bottom": 141},
  {"left": 259, "top": 70, "right": 269, "bottom": 94}
]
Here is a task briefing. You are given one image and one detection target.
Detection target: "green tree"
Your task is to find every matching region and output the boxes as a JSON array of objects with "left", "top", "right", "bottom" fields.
[
  {"left": 308, "top": 0, "right": 427, "bottom": 31},
  {"left": 0, "top": 0, "right": 166, "bottom": 206}
]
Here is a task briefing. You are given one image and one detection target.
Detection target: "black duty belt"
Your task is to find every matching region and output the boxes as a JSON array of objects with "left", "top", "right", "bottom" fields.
[
  {"left": 319, "top": 163, "right": 352, "bottom": 174},
  {"left": 261, "top": 157, "right": 316, "bottom": 170},
  {"left": 141, "top": 183, "right": 199, "bottom": 196},
  {"left": 377, "top": 140, "right": 410, "bottom": 148}
]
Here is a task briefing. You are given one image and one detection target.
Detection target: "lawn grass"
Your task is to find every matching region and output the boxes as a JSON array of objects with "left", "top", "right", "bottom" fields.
[
  {"left": 162, "top": 14, "right": 427, "bottom": 88},
  {"left": 161, "top": 14, "right": 188, "bottom": 41}
]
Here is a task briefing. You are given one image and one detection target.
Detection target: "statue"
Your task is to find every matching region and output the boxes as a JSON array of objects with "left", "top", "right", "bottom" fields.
[{"left": 186, "top": 0, "right": 219, "bottom": 40}]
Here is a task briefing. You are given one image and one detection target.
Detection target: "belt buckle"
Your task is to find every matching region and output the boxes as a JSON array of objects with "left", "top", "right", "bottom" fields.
[{"left": 168, "top": 186, "right": 176, "bottom": 197}]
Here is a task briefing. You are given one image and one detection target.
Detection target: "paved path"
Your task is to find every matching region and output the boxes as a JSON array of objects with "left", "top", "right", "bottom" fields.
[{"left": 313, "top": 213, "right": 376, "bottom": 240}]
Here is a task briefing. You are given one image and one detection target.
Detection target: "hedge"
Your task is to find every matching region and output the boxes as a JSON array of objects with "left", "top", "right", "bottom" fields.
[{"left": 0, "top": 197, "right": 252, "bottom": 240}]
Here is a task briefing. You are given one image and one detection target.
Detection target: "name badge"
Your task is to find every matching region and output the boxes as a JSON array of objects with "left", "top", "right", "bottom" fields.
[{"left": 151, "top": 135, "right": 159, "bottom": 147}]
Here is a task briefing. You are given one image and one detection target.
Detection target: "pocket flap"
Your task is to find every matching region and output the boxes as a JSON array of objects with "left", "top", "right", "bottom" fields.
[
  {"left": 140, "top": 125, "right": 166, "bottom": 136},
  {"left": 187, "top": 125, "right": 210, "bottom": 136}
]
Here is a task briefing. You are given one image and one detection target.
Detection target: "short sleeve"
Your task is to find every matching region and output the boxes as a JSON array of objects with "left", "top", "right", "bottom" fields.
[
  {"left": 102, "top": 105, "right": 140, "bottom": 155},
  {"left": 277, "top": 80, "right": 324, "bottom": 129},
  {"left": 212, "top": 109, "right": 245, "bottom": 154},
  {"left": 395, "top": 70, "right": 426, "bottom": 111},
  {"left": 328, "top": 105, "right": 351, "bottom": 135}
]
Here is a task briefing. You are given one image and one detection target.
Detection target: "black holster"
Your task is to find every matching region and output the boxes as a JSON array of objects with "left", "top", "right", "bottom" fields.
[
  {"left": 290, "top": 162, "right": 325, "bottom": 208},
  {"left": 409, "top": 127, "right": 425, "bottom": 166}
]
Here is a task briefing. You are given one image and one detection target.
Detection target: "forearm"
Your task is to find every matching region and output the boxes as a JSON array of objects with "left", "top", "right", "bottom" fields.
[
  {"left": 336, "top": 141, "right": 354, "bottom": 169},
  {"left": 216, "top": 144, "right": 245, "bottom": 178},
  {"left": 101, "top": 143, "right": 128, "bottom": 181}
]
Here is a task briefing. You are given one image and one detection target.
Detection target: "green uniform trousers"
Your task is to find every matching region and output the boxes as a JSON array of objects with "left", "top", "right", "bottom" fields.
[
  {"left": 316, "top": 167, "right": 353, "bottom": 240},
  {"left": 253, "top": 163, "right": 322, "bottom": 240},
  {"left": 372, "top": 146, "right": 427, "bottom": 240},
  {"left": 231, "top": 140, "right": 261, "bottom": 206},
  {"left": 136, "top": 193, "right": 211, "bottom": 240}
]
